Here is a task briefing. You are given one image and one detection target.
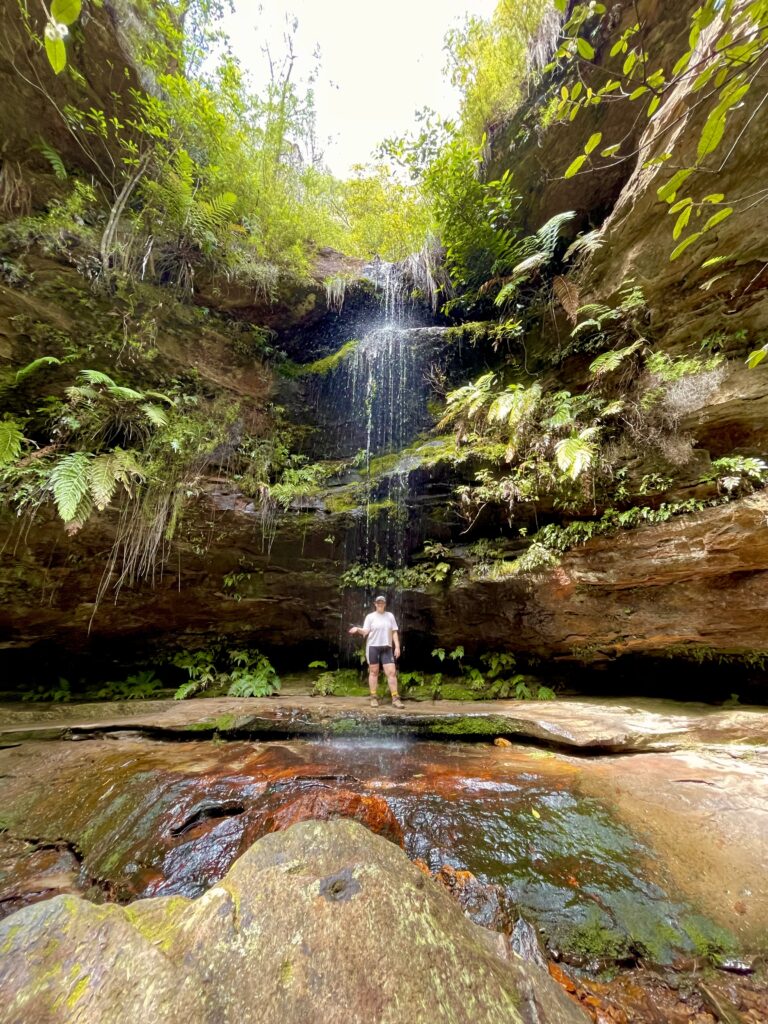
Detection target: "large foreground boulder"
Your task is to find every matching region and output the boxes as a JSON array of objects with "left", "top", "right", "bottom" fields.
[{"left": 0, "top": 819, "right": 587, "bottom": 1024}]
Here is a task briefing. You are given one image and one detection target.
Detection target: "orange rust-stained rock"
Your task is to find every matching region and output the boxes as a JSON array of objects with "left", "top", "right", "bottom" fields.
[{"left": 260, "top": 788, "right": 405, "bottom": 848}]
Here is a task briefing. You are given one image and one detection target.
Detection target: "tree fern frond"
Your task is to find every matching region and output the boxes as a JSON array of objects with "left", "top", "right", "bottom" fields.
[
  {"left": 0, "top": 420, "right": 24, "bottom": 466},
  {"left": 89, "top": 453, "right": 119, "bottom": 511},
  {"left": 107, "top": 384, "right": 144, "bottom": 402},
  {"left": 64, "top": 491, "right": 94, "bottom": 535},
  {"left": 575, "top": 303, "right": 612, "bottom": 318},
  {"left": 535, "top": 211, "right": 576, "bottom": 254},
  {"left": 589, "top": 340, "right": 643, "bottom": 377},
  {"left": 36, "top": 139, "right": 67, "bottom": 181},
  {"left": 79, "top": 369, "right": 117, "bottom": 388},
  {"left": 564, "top": 229, "right": 603, "bottom": 262},
  {"left": 49, "top": 452, "right": 91, "bottom": 522},
  {"left": 552, "top": 276, "right": 579, "bottom": 321},
  {"left": 555, "top": 427, "right": 600, "bottom": 480},
  {"left": 140, "top": 402, "right": 169, "bottom": 428},
  {"left": 15, "top": 356, "right": 61, "bottom": 383},
  {"left": 197, "top": 191, "right": 238, "bottom": 233},
  {"left": 143, "top": 390, "right": 175, "bottom": 405},
  {"left": 66, "top": 384, "right": 97, "bottom": 404}
]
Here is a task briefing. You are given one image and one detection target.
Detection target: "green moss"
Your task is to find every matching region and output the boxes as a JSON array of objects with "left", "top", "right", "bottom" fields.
[
  {"left": 681, "top": 915, "right": 738, "bottom": 962},
  {"left": 427, "top": 715, "right": 516, "bottom": 737},
  {"left": 311, "top": 669, "right": 369, "bottom": 697},
  {"left": 185, "top": 712, "right": 239, "bottom": 733},
  {"left": 437, "top": 683, "right": 486, "bottom": 701},
  {"left": 281, "top": 339, "right": 360, "bottom": 378},
  {"left": 568, "top": 914, "right": 632, "bottom": 962}
]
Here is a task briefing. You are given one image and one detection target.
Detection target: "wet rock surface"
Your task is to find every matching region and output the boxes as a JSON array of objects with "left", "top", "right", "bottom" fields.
[
  {"left": 0, "top": 818, "right": 589, "bottom": 1024},
  {"left": 2, "top": 694, "right": 766, "bottom": 751},
  {"left": 1, "top": 726, "right": 767, "bottom": 1022}
]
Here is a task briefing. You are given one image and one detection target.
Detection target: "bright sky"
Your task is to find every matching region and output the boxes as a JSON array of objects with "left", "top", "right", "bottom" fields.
[{"left": 222, "top": 0, "right": 496, "bottom": 176}]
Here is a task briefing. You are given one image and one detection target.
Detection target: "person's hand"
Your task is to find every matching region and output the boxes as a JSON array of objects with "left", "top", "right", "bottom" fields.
[
  {"left": 394, "top": 647, "right": 401, "bottom": 660},
  {"left": 348, "top": 626, "right": 359, "bottom": 635}
]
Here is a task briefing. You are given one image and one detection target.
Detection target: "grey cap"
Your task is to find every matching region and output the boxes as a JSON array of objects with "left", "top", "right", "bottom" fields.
[{"left": 374, "top": 595, "right": 387, "bottom": 602}]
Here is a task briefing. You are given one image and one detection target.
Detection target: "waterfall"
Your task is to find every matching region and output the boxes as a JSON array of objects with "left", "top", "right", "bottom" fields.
[{"left": 304, "top": 260, "right": 446, "bottom": 658}]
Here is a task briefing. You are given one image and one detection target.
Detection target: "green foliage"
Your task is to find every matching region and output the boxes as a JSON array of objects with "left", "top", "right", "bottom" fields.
[
  {"left": 444, "top": 0, "right": 553, "bottom": 142},
  {"left": 172, "top": 644, "right": 280, "bottom": 699},
  {"left": 14, "top": 356, "right": 62, "bottom": 383},
  {"left": 21, "top": 678, "right": 72, "bottom": 703},
  {"left": 340, "top": 559, "right": 452, "bottom": 592},
  {"left": 87, "top": 671, "right": 164, "bottom": 701},
  {"left": 0, "top": 420, "right": 24, "bottom": 467},
  {"left": 707, "top": 455, "right": 768, "bottom": 495},
  {"left": 310, "top": 669, "right": 366, "bottom": 698},
  {"left": 549, "top": 0, "right": 768, "bottom": 263},
  {"left": 339, "top": 165, "right": 433, "bottom": 261},
  {"left": 423, "top": 138, "right": 521, "bottom": 291},
  {"left": 645, "top": 351, "right": 723, "bottom": 383}
]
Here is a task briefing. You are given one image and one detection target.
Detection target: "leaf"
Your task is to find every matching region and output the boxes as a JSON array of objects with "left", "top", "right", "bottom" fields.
[
  {"left": 552, "top": 276, "right": 580, "bottom": 322},
  {"left": 647, "top": 95, "right": 661, "bottom": 117},
  {"left": 79, "top": 369, "right": 116, "bottom": 387},
  {"left": 746, "top": 347, "right": 768, "bottom": 369},
  {"left": 584, "top": 132, "right": 602, "bottom": 155},
  {"left": 702, "top": 207, "right": 733, "bottom": 232},
  {"left": 657, "top": 168, "right": 694, "bottom": 203},
  {"left": 531, "top": 808, "right": 541, "bottom": 819},
  {"left": 623, "top": 50, "right": 637, "bottom": 75},
  {"left": 697, "top": 109, "right": 727, "bottom": 161},
  {"left": 564, "top": 154, "right": 587, "bottom": 179},
  {"left": 140, "top": 402, "right": 169, "bottom": 428},
  {"left": 555, "top": 429, "right": 598, "bottom": 479},
  {"left": 36, "top": 140, "right": 67, "bottom": 181},
  {"left": 51, "top": 0, "right": 81, "bottom": 24},
  {"left": 669, "top": 231, "right": 703, "bottom": 261},
  {"left": 576, "top": 38, "right": 595, "bottom": 60},
  {"left": 589, "top": 340, "right": 642, "bottom": 377},
  {"left": 673, "top": 205, "right": 692, "bottom": 240},
  {"left": 88, "top": 453, "right": 119, "bottom": 511},
  {"left": 15, "top": 356, "right": 61, "bottom": 383},
  {"left": 668, "top": 197, "right": 694, "bottom": 213},
  {"left": 601, "top": 143, "right": 621, "bottom": 158},
  {"left": 44, "top": 33, "right": 67, "bottom": 75},
  {"left": 49, "top": 452, "right": 91, "bottom": 522},
  {"left": 0, "top": 420, "right": 24, "bottom": 466},
  {"left": 108, "top": 385, "right": 144, "bottom": 402}
]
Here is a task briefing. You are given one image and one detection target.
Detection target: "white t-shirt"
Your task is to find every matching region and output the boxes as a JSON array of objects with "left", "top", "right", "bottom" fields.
[{"left": 363, "top": 611, "right": 399, "bottom": 648}]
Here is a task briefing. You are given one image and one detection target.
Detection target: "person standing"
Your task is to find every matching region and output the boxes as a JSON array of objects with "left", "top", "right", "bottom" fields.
[{"left": 348, "top": 595, "right": 404, "bottom": 708}]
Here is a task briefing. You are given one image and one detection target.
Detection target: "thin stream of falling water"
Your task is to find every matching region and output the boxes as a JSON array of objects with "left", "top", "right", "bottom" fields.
[{"left": 310, "top": 260, "right": 438, "bottom": 656}]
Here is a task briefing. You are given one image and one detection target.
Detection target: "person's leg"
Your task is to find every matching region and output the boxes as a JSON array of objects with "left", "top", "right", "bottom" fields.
[
  {"left": 368, "top": 661, "right": 380, "bottom": 697},
  {"left": 383, "top": 663, "right": 400, "bottom": 700}
]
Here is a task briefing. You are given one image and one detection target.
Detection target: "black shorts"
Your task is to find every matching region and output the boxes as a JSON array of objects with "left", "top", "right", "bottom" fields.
[{"left": 367, "top": 645, "right": 395, "bottom": 667}]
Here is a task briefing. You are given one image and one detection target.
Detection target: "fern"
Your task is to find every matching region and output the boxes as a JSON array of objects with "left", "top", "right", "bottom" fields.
[
  {"left": 197, "top": 191, "right": 238, "bottom": 233},
  {"left": 49, "top": 452, "right": 91, "bottom": 522},
  {"left": 79, "top": 369, "right": 117, "bottom": 387},
  {"left": 15, "top": 356, "right": 61, "bottom": 383},
  {"left": 535, "top": 210, "right": 576, "bottom": 254},
  {"left": 36, "top": 139, "right": 67, "bottom": 181},
  {"left": 563, "top": 229, "right": 603, "bottom": 262},
  {"left": 108, "top": 384, "right": 144, "bottom": 402},
  {"left": 487, "top": 383, "right": 541, "bottom": 428},
  {"left": 555, "top": 427, "right": 600, "bottom": 480},
  {"left": 89, "top": 449, "right": 145, "bottom": 510},
  {"left": 0, "top": 419, "right": 24, "bottom": 466},
  {"left": 140, "top": 403, "right": 169, "bottom": 428},
  {"left": 589, "top": 340, "right": 643, "bottom": 377},
  {"left": 89, "top": 453, "right": 123, "bottom": 511}
]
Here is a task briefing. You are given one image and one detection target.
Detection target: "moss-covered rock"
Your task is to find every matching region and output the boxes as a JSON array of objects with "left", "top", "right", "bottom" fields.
[{"left": 0, "top": 820, "right": 589, "bottom": 1024}]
